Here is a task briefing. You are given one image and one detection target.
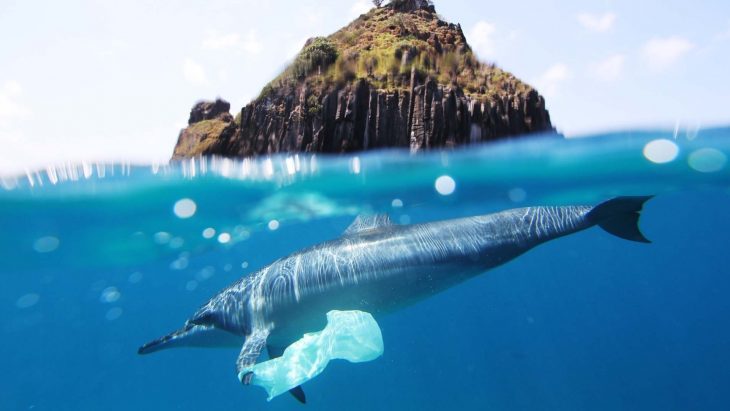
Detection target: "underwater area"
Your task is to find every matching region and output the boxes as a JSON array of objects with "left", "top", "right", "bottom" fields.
[{"left": 1, "top": 128, "right": 730, "bottom": 410}]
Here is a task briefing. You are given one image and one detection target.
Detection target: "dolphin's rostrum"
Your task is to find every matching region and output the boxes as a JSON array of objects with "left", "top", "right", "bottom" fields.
[{"left": 139, "top": 196, "right": 652, "bottom": 403}]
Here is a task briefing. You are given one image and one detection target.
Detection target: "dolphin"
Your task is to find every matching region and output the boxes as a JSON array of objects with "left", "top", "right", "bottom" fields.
[{"left": 139, "top": 196, "right": 652, "bottom": 403}]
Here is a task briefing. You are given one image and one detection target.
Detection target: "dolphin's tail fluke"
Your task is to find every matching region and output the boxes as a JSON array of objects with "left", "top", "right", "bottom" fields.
[{"left": 587, "top": 196, "right": 653, "bottom": 243}]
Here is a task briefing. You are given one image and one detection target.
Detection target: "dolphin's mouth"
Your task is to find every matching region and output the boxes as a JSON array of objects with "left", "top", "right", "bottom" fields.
[
  {"left": 138, "top": 323, "right": 196, "bottom": 355},
  {"left": 138, "top": 323, "right": 243, "bottom": 355}
]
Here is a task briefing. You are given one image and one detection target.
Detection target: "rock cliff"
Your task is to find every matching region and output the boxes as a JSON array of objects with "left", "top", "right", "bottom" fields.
[{"left": 172, "top": 2, "right": 553, "bottom": 160}]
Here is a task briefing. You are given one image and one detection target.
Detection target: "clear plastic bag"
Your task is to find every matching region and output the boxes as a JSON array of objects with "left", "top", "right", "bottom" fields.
[{"left": 240, "top": 310, "right": 384, "bottom": 400}]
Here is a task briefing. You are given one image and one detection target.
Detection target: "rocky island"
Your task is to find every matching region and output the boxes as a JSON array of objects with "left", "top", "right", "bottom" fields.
[{"left": 172, "top": 0, "right": 553, "bottom": 159}]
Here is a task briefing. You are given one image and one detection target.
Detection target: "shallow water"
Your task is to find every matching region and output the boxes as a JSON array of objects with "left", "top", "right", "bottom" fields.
[{"left": 2, "top": 128, "right": 730, "bottom": 410}]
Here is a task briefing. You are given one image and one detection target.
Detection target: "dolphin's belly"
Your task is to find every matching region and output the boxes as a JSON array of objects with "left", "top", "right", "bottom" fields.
[
  {"left": 264, "top": 251, "right": 489, "bottom": 347},
  {"left": 259, "top": 217, "right": 538, "bottom": 347}
]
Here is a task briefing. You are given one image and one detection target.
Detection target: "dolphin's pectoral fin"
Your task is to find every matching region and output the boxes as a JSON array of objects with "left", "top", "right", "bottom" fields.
[
  {"left": 345, "top": 213, "right": 394, "bottom": 235},
  {"left": 236, "top": 328, "right": 270, "bottom": 385},
  {"left": 268, "top": 345, "right": 307, "bottom": 404}
]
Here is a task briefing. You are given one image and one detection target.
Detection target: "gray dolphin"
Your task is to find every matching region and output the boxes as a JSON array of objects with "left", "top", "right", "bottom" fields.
[{"left": 139, "top": 196, "right": 652, "bottom": 403}]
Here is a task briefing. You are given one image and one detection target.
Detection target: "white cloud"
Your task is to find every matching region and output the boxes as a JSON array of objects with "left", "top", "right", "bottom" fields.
[
  {"left": 349, "top": 0, "right": 372, "bottom": 19},
  {"left": 240, "top": 30, "right": 263, "bottom": 54},
  {"left": 716, "top": 20, "right": 730, "bottom": 40},
  {"left": 642, "top": 36, "right": 694, "bottom": 70},
  {"left": 543, "top": 64, "right": 570, "bottom": 82},
  {"left": 305, "top": 10, "right": 325, "bottom": 27},
  {"left": 183, "top": 59, "right": 208, "bottom": 85},
  {"left": 98, "top": 39, "right": 131, "bottom": 59},
  {"left": 217, "top": 68, "right": 230, "bottom": 83},
  {"left": 468, "top": 21, "right": 497, "bottom": 58},
  {"left": 203, "top": 32, "right": 241, "bottom": 50},
  {"left": 0, "top": 81, "right": 30, "bottom": 128},
  {"left": 590, "top": 54, "right": 626, "bottom": 81},
  {"left": 576, "top": 12, "right": 616, "bottom": 33},
  {"left": 4, "top": 81, "right": 22, "bottom": 96},
  {"left": 202, "top": 30, "right": 262, "bottom": 54},
  {"left": 535, "top": 63, "right": 571, "bottom": 97}
]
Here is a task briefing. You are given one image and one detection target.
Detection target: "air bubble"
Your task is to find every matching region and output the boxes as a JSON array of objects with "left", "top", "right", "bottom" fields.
[
  {"left": 508, "top": 188, "right": 527, "bottom": 203},
  {"left": 33, "top": 236, "right": 59, "bottom": 253},
  {"left": 196, "top": 266, "right": 215, "bottom": 281},
  {"left": 688, "top": 148, "right": 727, "bottom": 173},
  {"left": 153, "top": 232, "right": 171, "bottom": 245},
  {"left": 128, "top": 272, "right": 143, "bottom": 284},
  {"left": 100, "top": 287, "right": 121, "bottom": 303},
  {"left": 643, "top": 139, "right": 679, "bottom": 164},
  {"left": 173, "top": 198, "right": 197, "bottom": 219},
  {"left": 16, "top": 293, "right": 40, "bottom": 309},
  {"left": 435, "top": 175, "right": 456, "bottom": 196},
  {"left": 106, "top": 307, "right": 123, "bottom": 321},
  {"left": 169, "top": 237, "right": 185, "bottom": 249}
]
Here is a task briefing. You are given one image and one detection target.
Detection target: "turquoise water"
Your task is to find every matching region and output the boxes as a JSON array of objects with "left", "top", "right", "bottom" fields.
[{"left": 1, "top": 128, "right": 730, "bottom": 410}]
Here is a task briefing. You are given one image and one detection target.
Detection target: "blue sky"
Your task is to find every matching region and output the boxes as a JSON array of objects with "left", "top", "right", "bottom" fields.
[{"left": 1, "top": 0, "right": 728, "bottom": 174}]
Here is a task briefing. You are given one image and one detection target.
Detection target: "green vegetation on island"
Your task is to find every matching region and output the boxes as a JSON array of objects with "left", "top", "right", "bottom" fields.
[{"left": 261, "top": 2, "right": 529, "bottom": 101}]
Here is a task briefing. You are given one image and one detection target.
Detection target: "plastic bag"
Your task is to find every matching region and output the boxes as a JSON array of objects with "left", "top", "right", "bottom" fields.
[{"left": 239, "top": 310, "right": 384, "bottom": 400}]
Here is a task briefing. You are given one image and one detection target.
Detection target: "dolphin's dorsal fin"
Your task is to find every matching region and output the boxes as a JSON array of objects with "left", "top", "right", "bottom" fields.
[{"left": 345, "top": 214, "right": 393, "bottom": 234}]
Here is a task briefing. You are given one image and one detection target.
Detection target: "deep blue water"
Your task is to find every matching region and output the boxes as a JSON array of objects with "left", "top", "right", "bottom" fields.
[{"left": 1, "top": 129, "right": 730, "bottom": 410}]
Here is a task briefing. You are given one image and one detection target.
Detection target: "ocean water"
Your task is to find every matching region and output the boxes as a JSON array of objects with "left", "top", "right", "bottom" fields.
[{"left": 1, "top": 128, "right": 730, "bottom": 411}]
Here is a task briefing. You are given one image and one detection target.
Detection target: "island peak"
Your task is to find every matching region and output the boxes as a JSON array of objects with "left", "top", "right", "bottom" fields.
[{"left": 172, "top": 2, "right": 553, "bottom": 160}]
